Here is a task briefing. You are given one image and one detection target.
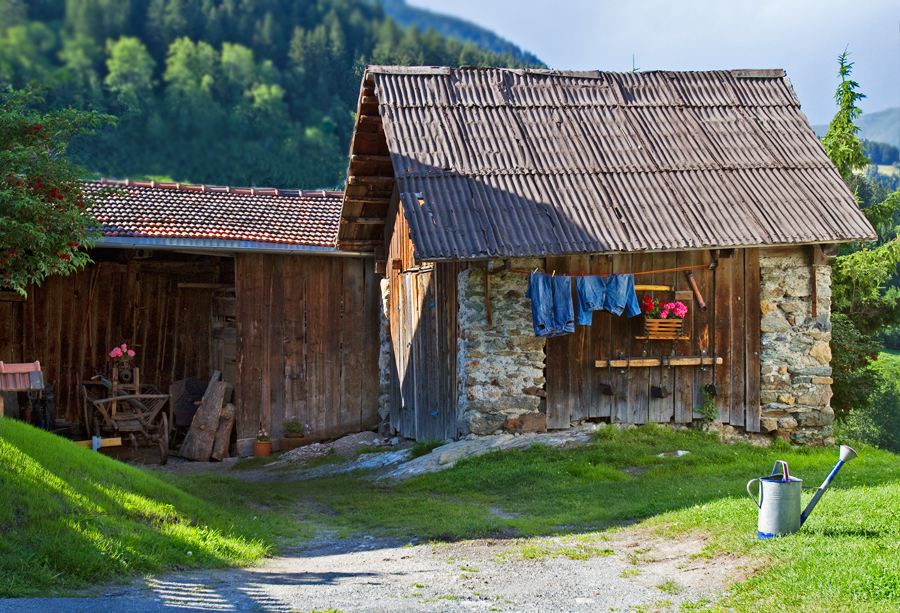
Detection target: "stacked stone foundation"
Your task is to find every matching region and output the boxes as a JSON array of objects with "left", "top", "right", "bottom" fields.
[{"left": 758, "top": 253, "right": 835, "bottom": 446}]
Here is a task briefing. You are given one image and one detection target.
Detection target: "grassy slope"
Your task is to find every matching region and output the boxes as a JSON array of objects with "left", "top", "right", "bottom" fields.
[
  {"left": 179, "top": 425, "right": 900, "bottom": 613},
  {"left": 0, "top": 419, "right": 306, "bottom": 597},
  {"left": 5, "top": 416, "right": 900, "bottom": 611}
]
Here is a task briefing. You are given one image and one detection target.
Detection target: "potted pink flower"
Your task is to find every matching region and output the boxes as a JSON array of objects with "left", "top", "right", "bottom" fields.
[
  {"left": 639, "top": 298, "right": 689, "bottom": 339},
  {"left": 108, "top": 343, "right": 136, "bottom": 368}
]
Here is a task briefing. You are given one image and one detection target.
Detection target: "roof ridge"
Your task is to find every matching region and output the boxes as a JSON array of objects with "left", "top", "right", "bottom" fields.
[{"left": 92, "top": 178, "right": 342, "bottom": 199}]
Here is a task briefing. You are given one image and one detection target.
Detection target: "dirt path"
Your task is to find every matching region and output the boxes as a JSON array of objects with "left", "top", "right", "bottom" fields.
[
  {"left": 3, "top": 527, "right": 747, "bottom": 612},
  {"left": 2, "top": 432, "right": 752, "bottom": 612}
]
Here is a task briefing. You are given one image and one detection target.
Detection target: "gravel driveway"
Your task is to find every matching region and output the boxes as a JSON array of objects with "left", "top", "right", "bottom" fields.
[
  {"left": 0, "top": 428, "right": 749, "bottom": 612},
  {"left": 0, "top": 527, "right": 745, "bottom": 612}
]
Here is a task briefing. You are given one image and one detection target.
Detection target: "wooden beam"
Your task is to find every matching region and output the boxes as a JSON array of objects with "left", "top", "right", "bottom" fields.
[
  {"left": 177, "top": 283, "right": 235, "bottom": 290},
  {"left": 357, "top": 115, "right": 383, "bottom": 126},
  {"left": 594, "top": 357, "right": 723, "bottom": 368},
  {"left": 74, "top": 437, "right": 122, "bottom": 448},
  {"left": 347, "top": 175, "right": 395, "bottom": 185},
  {"left": 338, "top": 240, "right": 381, "bottom": 249},
  {"left": 361, "top": 96, "right": 379, "bottom": 105},
  {"left": 634, "top": 285, "right": 673, "bottom": 291},
  {"left": 351, "top": 154, "right": 392, "bottom": 164},
  {"left": 0, "top": 291, "right": 25, "bottom": 302},
  {"left": 341, "top": 217, "right": 387, "bottom": 225},
  {"left": 343, "top": 196, "right": 393, "bottom": 205}
]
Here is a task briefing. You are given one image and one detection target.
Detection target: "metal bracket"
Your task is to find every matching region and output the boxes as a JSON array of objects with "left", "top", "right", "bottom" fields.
[{"left": 700, "top": 349, "right": 708, "bottom": 372}]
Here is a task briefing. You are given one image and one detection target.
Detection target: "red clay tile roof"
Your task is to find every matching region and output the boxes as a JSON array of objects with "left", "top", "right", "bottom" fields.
[{"left": 85, "top": 179, "right": 343, "bottom": 248}]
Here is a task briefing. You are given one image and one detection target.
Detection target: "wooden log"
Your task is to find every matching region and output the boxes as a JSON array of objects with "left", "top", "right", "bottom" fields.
[
  {"left": 179, "top": 381, "right": 231, "bottom": 461},
  {"left": 210, "top": 403, "right": 235, "bottom": 461},
  {"left": 594, "top": 357, "right": 724, "bottom": 368}
]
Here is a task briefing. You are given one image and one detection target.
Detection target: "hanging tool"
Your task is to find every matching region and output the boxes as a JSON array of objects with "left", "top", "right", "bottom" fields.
[{"left": 684, "top": 271, "right": 708, "bottom": 312}]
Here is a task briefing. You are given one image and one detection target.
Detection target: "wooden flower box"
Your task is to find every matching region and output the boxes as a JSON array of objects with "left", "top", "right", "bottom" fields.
[{"left": 636, "top": 317, "right": 687, "bottom": 340}]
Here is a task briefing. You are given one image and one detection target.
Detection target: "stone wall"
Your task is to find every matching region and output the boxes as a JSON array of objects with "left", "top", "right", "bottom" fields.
[
  {"left": 457, "top": 258, "right": 548, "bottom": 436},
  {"left": 758, "top": 251, "right": 835, "bottom": 445}
]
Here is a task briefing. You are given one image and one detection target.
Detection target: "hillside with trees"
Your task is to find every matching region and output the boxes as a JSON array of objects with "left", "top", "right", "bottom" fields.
[
  {"left": 380, "top": 0, "right": 541, "bottom": 65},
  {"left": 0, "top": 0, "right": 542, "bottom": 189}
]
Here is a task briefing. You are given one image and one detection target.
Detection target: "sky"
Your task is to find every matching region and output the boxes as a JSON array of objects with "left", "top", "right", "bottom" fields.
[{"left": 406, "top": 0, "right": 900, "bottom": 127}]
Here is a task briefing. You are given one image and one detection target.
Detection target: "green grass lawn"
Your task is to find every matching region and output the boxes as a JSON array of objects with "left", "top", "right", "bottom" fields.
[{"left": 3, "top": 417, "right": 899, "bottom": 611}]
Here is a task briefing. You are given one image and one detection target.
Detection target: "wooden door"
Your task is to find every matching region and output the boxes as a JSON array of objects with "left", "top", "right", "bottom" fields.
[{"left": 390, "top": 266, "right": 457, "bottom": 442}]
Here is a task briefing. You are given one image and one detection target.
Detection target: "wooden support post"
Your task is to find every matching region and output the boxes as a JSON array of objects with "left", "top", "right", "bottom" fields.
[{"left": 485, "top": 269, "right": 493, "bottom": 328}]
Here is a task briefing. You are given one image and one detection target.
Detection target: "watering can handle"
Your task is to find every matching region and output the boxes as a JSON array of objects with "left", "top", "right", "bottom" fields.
[
  {"left": 746, "top": 478, "right": 762, "bottom": 508},
  {"left": 771, "top": 460, "right": 790, "bottom": 482}
]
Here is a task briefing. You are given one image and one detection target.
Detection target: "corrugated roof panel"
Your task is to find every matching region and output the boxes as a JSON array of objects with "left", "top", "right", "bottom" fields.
[
  {"left": 363, "top": 67, "right": 876, "bottom": 260},
  {"left": 688, "top": 106, "right": 779, "bottom": 169},
  {"left": 729, "top": 72, "right": 797, "bottom": 108}
]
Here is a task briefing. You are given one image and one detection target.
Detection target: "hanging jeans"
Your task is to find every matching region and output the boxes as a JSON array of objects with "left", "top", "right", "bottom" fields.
[
  {"left": 575, "top": 273, "right": 641, "bottom": 324},
  {"left": 526, "top": 272, "right": 575, "bottom": 337}
]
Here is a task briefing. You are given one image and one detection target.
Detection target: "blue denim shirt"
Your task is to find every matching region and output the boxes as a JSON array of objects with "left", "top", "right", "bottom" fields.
[
  {"left": 575, "top": 273, "right": 641, "bottom": 324},
  {"left": 526, "top": 272, "right": 575, "bottom": 337}
]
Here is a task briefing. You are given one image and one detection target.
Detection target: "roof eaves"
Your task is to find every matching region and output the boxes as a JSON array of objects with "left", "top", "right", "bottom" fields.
[{"left": 96, "top": 236, "right": 360, "bottom": 256}]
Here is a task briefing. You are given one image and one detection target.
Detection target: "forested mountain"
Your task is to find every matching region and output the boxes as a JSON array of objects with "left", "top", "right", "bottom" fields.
[
  {"left": 0, "top": 0, "right": 541, "bottom": 188},
  {"left": 380, "top": 0, "right": 541, "bottom": 66},
  {"left": 813, "top": 106, "right": 900, "bottom": 149}
]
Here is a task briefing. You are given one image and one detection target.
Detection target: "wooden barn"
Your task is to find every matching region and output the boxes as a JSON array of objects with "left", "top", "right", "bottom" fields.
[
  {"left": 337, "top": 66, "right": 876, "bottom": 445},
  {"left": 0, "top": 180, "right": 382, "bottom": 450}
]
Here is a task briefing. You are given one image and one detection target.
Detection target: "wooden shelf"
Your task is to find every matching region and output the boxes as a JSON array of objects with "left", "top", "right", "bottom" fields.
[{"left": 595, "top": 357, "right": 723, "bottom": 368}]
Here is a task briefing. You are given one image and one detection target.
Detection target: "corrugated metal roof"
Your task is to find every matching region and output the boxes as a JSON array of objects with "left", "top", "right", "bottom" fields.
[
  {"left": 85, "top": 179, "right": 343, "bottom": 248},
  {"left": 365, "top": 66, "right": 876, "bottom": 260}
]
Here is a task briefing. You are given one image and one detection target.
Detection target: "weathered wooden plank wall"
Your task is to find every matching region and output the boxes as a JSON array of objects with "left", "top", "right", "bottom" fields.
[
  {"left": 546, "top": 248, "right": 761, "bottom": 430},
  {"left": 0, "top": 256, "right": 226, "bottom": 427},
  {"left": 386, "top": 262, "right": 459, "bottom": 442},
  {"left": 234, "top": 254, "right": 381, "bottom": 442}
]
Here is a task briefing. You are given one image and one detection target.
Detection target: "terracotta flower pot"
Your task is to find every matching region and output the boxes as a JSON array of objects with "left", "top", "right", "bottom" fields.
[{"left": 253, "top": 440, "right": 272, "bottom": 457}]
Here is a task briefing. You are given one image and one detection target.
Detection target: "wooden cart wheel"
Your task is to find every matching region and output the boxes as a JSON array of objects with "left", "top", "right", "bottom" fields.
[{"left": 158, "top": 412, "right": 169, "bottom": 465}]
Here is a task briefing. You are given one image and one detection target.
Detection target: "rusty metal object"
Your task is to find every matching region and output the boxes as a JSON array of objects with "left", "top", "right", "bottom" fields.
[{"left": 684, "top": 271, "right": 708, "bottom": 312}]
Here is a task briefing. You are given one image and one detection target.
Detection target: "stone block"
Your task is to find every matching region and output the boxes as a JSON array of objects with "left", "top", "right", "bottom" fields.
[
  {"left": 760, "top": 417, "right": 778, "bottom": 432},
  {"left": 810, "top": 377, "right": 834, "bottom": 385},
  {"left": 760, "top": 391, "right": 780, "bottom": 404},
  {"left": 779, "top": 298, "right": 806, "bottom": 315},
  {"left": 790, "top": 425, "right": 833, "bottom": 446},
  {"left": 760, "top": 300, "right": 778, "bottom": 315},
  {"left": 761, "top": 286, "right": 785, "bottom": 300},
  {"left": 505, "top": 412, "right": 548, "bottom": 434},
  {"left": 796, "top": 385, "right": 833, "bottom": 407},
  {"left": 777, "top": 416, "right": 798, "bottom": 430},
  {"left": 795, "top": 406, "right": 834, "bottom": 427},
  {"left": 777, "top": 394, "right": 795, "bottom": 406},
  {"left": 808, "top": 343, "right": 832, "bottom": 365},
  {"left": 463, "top": 411, "right": 506, "bottom": 435},
  {"left": 761, "top": 313, "right": 792, "bottom": 333}
]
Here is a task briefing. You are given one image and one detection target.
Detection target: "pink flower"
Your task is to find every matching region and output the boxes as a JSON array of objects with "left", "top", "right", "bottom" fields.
[
  {"left": 127, "top": 349, "right": 135, "bottom": 357},
  {"left": 109, "top": 349, "right": 117, "bottom": 358},
  {"left": 120, "top": 343, "right": 128, "bottom": 351},
  {"left": 673, "top": 303, "right": 688, "bottom": 318},
  {"left": 663, "top": 302, "right": 676, "bottom": 311},
  {"left": 660, "top": 311, "right": 669, "bottom": 318}
]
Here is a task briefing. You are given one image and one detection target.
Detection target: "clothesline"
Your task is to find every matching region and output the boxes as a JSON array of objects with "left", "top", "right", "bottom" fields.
[{"left": 505, "top": 264, "right": 709, "bottom": 277}]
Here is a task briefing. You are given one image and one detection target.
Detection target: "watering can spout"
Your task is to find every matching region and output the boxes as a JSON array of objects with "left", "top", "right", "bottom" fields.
[{"left": 801, "top": 445, "right": 857, "bottom": 526}]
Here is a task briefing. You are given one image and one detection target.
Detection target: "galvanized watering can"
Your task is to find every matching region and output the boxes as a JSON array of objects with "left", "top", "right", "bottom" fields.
[{"left": 746, "top": 445, "right": 857, "bottom": 538}]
